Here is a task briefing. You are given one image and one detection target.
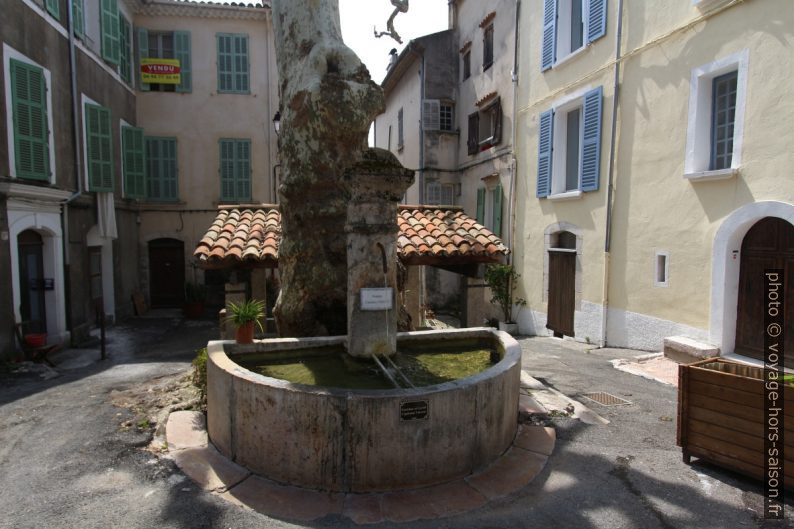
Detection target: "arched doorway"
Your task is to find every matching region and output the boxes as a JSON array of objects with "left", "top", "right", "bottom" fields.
[
  {"left": 735, "top": 217, "right": 794, "bottom": 365},
  {"left": 18, "top": 230, "right": 46, "bottom": 333},
  {"left": 547, "top": 230, "right": 576, "bottom": 337},
  {"left": 148, "top": 238, "right": 185, "bottom": 307}
]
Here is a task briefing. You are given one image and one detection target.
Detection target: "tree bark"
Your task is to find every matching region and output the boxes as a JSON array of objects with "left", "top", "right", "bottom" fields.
[{"left": 271, "top": 0, "right": 385, "bottom": 337}]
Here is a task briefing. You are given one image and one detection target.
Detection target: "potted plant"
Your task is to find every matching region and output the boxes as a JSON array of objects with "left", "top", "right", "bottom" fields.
[
  {"left": 483, "top": 264, "right": 526, "bottom": 335},
  {"left": 225, "top": 299, "right": 265, "bottom": 344},
  {"left": 184, "top": 282, "right": 207, "bottom": 319}
]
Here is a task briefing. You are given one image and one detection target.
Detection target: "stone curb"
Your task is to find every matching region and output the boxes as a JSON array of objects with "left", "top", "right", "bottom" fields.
[{"left": 166, "top": 410, "right": 556, "bottom": 524}]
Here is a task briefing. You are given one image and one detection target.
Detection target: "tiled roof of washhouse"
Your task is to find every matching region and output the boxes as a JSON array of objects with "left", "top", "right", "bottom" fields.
[{"left": 194, "top": 205, "right": 509, "bottom": 269}]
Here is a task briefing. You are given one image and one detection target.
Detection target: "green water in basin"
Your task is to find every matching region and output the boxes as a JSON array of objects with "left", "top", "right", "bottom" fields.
[{"left": 235, "top": 346, "right": 498, "bottom": 390}]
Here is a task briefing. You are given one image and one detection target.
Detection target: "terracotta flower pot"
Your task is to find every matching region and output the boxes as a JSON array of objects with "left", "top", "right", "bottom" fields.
[{"left": 235, "top": 321, "right": 255, "bottom": 344}]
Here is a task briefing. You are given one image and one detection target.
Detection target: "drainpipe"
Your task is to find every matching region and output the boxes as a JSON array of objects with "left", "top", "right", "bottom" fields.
[
  {"left": 600, "top": 0, "right": 625, "bottom": 348},
  {"left": 62, "top": 0, "right": 85, "bottom": 334},
  {"left": 507, "top": 0, "right": 521, "bottom": 264},
  {"left": 418, "top": 51, "right": 427, "bottom": 321}
]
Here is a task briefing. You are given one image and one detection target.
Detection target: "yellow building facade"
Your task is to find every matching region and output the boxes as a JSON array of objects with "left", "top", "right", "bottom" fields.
[{"left": 514, "top": 0, "right": 794, "bottom": 355}]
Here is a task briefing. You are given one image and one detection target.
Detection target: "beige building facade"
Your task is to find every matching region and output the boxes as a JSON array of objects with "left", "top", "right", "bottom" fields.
[{"left": 514, "top": 0, "right": 794, "bottom": 356}]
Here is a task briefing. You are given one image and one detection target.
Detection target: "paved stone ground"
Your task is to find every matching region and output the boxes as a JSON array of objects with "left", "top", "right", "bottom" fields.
[{"left": 0, "top": 322, "right": 791, "bottom": 528}]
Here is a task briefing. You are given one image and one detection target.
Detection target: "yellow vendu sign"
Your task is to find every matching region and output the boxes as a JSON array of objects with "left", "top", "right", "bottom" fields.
[{"left": 140, "top": 58, "right": 181, "bottom": 84}]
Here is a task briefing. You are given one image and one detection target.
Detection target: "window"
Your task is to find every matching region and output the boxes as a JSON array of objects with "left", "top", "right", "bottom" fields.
[
  {"left": 217, "top": 33, "right": 249, "bottom": 93},
  {"left": 146, "top": 137, "right": 178, "bottom": 201},
  {"left": 122, "top": 126, "right": 145, "bottom": 199},
  {"left": 483, "top": 24, "right": 494, "bottom": 70},
  {"left": 475, "top": 183, "right": 503, "bottom": 237},
  {"left": 85, "top": 103, "right": 114, "bottom": 192},
  {"left": 462, "top": 50, "right": 471, "bottom": 81},
  {"left": 10, "top": 59, "right": 50, "bottom": 181},
  {"left": 118, "top": 14, "right": 132, "bottom": 84},
  {"left": 397, "top": 107, "right": 404, "bottom": 150},
  {"left": 440, "top": 103, "right": 454, "bottom": 132},
  {"left": 100, "top": 0, "right": 120, "bottom": 66},
  {"left": 72, "top": 0, "right": 84, "bottom": 38},
  {"left": 654, "top": 251, "right": 669, "bottom": 287},
  {"left": 541, "top": 0, "right": 606, "bottom": 71},
  {"left": 710, "top": 71, "right": 737, "bottom": 171},
  {"left": 45, "top": 0, "right": 59, "bottom": 19},
  {"left": 467, "top": 97, "right": 502, "bottom": 155},
  {"left": 387, "top": 125, "right": 392, "bottom": 150},
  {"left": 684, "top": 50, "right": 747, "bottom": 179},
  {"left": 536, "top": 86, "right": 603, "bottom": 198},
  {"left": 426, "top": 181, "right": 454, "bottom": 206},
  {"left": 138, "top": 29, "right": 191, "bottom": 93},
  {"left": 220, "top": 139, "right": 251, "bottom": 202}
]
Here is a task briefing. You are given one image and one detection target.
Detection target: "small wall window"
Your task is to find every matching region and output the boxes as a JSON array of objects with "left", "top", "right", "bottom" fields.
[
  {"left": 654, "top": 251, "right": 669, "bottom": 287},
  {"left": 467, "top": 97, "right": 502, "bottom": 155},
  {"left": 710, "top": 71, "right": 738, "bottom": 171},
  {"left": 426, "top": 181, "right": 455, "bottom": 206},
  {"left": 440, "top": 103, "right": 454, "bottom": 132},
  {"left": 462, "top": 50, "right": 471, "bottom": 80},
  {"left": 541, "top": 0, "right": 607, "bottom": 71},
  {"left": 483, "top": 24, "right": 494, "bottom": 70},
  {"left": 397, "top": 107, "right": 404, "bottom": 150}
]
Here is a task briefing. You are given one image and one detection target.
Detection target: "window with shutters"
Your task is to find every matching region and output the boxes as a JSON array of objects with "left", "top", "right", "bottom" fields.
[
  {"left": 122, "top": 126, "right": 145, "bottom": 199},
  {"left": 217, "top": 33, "right": 249, "bottom": 93},
  {"left": 10, "top": 59, "right": 51, "bottom": 181},
  {"left": 145, "top": 137, "right": 178, "bottom": 201},
  {"left": 118, "top": 14, "right": 132, "bottom": 84},
  {"left": 397, "top": 108, "right": 404, "bottom": 150},
  {"left": 100, "top": 0, "right": 120, "bottom": 66},
  {"left": 536, "top": 86, "right": 603, "bottom": 199},
  {"left": 72, "top": 0, "right": 85, "bottom": 38},
  {"left": 684, "top": 50, "right": 747, "bottom": 180},
  {"left": 541, "top": 0, "right": 606, "bottom": 71},
  {"left": 423, "top": 100, "right": 440, "bottom": 131},
  {"left": 138, "top": 29, "right": 191, "bottom": 93},
  {"left": 483, "top": 24, "right": 494, "bottom": 71},
  {"left": 467, "top": 98, "right": 502, "bottom": 156},
  {"left": 475, "top": 184, "right": 503, "bottom": 236},
  {"left": 219, "top": 139, "right": 251, "bottom": 202},
  {"left": 85, "top": 103, "right": 114, "bottom": 192}
]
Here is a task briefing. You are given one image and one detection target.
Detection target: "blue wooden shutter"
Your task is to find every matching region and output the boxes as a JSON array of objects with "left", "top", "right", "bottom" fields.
[
  {"left": 11, "top": 60, "right": 50, "bottom": 181},
  {"left": 122, "top": 126, "right": 145, "bottom": 198},
  {"left": 100, "top": 0, "right": 120, "bottom": 65},
  {"left": 174, "top": 31, "right": 192, "bottom": 93},
  {"left": 493, "top": 183, "right": 503, "bottom": 238},
  {"left": 86, "top": 104, "right": 114, "bottom": 192},
  {"left": 536, "top": 109, "right": 554, "bottom": 198},
  {"left": 587, "top": 0, "right": 607, "bottom": 44},
  {"left": 541, "top": 0, "right": 557, "bottom": 71},
  {"left": 580, "top": 86, "right": 603, "bottom": 192},
  {"left": 476, "top": 188, "right": 485, "bottom": 224},
  {"left": 137, "top": 27, "right": 149, "bottom": 91}
]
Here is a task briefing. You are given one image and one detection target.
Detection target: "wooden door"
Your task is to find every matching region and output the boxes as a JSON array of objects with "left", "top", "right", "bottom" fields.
[
  {"left": 547, "top": 250, "right": 575, "bottom": 337},
  {"left": 735, "top": 217, "right": 794, "bottom": 366},
  {"left": 148, "top": 239, "right": 185, "bottom": 307},
  {"left": 18, "top": 230, "right": 46, "bottom": 333}
]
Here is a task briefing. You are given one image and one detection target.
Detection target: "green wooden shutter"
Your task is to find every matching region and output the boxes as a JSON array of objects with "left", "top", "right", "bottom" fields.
[
  {"left": 72, "top": 0, "right": 84, "bottom": 38},
  {"left": 137, "top": 27, "right": 149, "bottom": 91},
  {"left": 233, "top": 34, "right": 249, "bottom": 92},
  {"left": 119, "top": 15, "right": 131, "bottom": 83},
  {"left": 476, "top": 188, "right": 485, "bottom": 224},
  {"left": 100, "top": 0, "right": 120, "bottom": 65},
  {"left": 85, "top": 104, "right": 114, "bottom": 192},
  {"left": 11, "top": 60, "right": 50, "bottom": 181},
  {"left": 146, "top": 138, "right": 178, "bottom": 200},
  {"left": 492, "top": 183, "right": 503, "bottom": 238},
  {"left": 220, "top": 139, "right": 251, "bottom": 201},
  {"left": 174, "top": 31, "right": 192, "bottom": 93},
  {"left": 122, "top": 126, "right": 145, "bottom": 198},
  {"left": 236, "top": 139, "right": 251, "bottom": 200},
  {"left": 45, "top": 0, "right": 60, "bottom": 18},
  {"left": 217, "top": 34, "right": 232, "bottom": 92},
  {"left": 220, "top": 140, "right": 235, "bottom": 200}
]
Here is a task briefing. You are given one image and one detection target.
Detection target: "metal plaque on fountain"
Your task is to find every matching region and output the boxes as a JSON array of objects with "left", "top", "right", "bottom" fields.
[
  {"left": 400, "top": 400, "right": 429, "bottom": 421},
  {"left": 360, "top": 288, "right": 393, "bottom": 311}
]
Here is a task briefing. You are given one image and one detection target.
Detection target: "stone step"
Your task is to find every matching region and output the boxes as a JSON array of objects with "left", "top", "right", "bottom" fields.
[{"left": 663, "top": 335, "right": 720, "bottom": 364}]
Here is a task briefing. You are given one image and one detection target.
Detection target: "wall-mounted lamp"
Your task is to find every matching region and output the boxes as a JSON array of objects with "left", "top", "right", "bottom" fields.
[{"left": 272, "top": 111, "right": 281, "bottom": 136}]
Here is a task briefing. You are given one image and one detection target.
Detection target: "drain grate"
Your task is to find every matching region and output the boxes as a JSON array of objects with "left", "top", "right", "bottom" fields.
[{"left": 580, "top": 392, "right": 632, "bottom": 407}]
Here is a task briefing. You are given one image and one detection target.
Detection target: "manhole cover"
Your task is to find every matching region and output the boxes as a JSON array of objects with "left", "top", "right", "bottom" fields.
[{"left": 580, "top": 392, "right": 632, "bottom": 406}]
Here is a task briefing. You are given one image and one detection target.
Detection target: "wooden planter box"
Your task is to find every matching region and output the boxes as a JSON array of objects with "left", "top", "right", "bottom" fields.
[{"left": 677, "top": 358, "right": 794, "bottom": 489}]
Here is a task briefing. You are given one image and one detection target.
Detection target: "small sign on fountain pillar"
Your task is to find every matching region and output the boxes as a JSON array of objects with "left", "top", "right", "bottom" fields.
[{"left": 344, "top": 149, "right": 414, "bottom": 358}]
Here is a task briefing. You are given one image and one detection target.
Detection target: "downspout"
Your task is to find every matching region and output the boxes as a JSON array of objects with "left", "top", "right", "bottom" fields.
[
  {"left": 264, "top": 10, "right": 275, "bottom": 203},
  {"left": 600, "top": 0, "right": 624, "bottom": 348},
  {"left": 418, "top": 51, "right": 426, "bottom": 323},
  {"left": 62, "top": 0, "right": 85, "bottom": 334},
  {"left": 507, "top": 0, "right": 521, "bottom": 264}
]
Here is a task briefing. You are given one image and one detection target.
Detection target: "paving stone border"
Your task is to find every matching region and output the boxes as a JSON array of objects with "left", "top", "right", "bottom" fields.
[{"left": 166, "top": 410, "right": 555, "bottom": 524}]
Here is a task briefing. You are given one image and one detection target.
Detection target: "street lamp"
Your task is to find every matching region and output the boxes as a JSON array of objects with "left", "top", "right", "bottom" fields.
[{"left": 272, "top": 111, "right": 281, "bottom": 136}]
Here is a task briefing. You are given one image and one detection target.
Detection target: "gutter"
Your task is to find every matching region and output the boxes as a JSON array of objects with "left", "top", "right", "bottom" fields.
[
  {"left": 418, "top": 50, "right": 426, "bottom": 322},
  {"left": 600, "top": 0, "right": 625, "bottom": 348},
  {"left": 507, "top": 0, "right": 521, "bottom": 265}
]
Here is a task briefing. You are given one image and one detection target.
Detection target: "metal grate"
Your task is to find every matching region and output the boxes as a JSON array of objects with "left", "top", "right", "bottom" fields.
[{"left": 580, "top": 392, "right": 632, "bottom": 407}]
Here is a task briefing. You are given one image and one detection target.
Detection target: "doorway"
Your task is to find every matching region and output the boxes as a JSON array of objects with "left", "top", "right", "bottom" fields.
[
  {"left": 547, "top": 231, "right": 576, "bottom": 337},
  {"left": 148, "top": 238, "right": 185, "bottom": 307},
  {"left": 735, "top": 217, "right": 794, "bottom": 366},
  {"left": 18, "top": 230, "right": 47, "bottom": 333}
]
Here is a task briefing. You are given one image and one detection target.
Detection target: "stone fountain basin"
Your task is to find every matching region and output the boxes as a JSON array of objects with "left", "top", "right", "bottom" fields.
[{"left": 206, "top": 327, "right": 521, "bottom": 493}]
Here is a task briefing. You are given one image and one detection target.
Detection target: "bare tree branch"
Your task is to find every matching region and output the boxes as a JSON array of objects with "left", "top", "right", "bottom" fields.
[{"left": 374, "top": 0, "right": 409, "bottom": 44}]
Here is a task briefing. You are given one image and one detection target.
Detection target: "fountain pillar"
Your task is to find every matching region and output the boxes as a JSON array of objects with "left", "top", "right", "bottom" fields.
[{"left": 344, "top": 149, "right": 414, "bottom": 358}]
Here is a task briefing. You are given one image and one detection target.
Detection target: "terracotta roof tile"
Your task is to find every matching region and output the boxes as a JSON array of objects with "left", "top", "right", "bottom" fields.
[{"left": 193, "top": 205, "right": 508, "bottom": 268}]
